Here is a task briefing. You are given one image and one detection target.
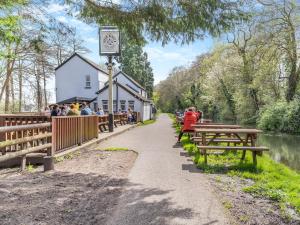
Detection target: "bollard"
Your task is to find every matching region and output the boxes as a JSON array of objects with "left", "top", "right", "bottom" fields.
[{"left": 44, "top": 156, "right": 54, "bottom": 171}]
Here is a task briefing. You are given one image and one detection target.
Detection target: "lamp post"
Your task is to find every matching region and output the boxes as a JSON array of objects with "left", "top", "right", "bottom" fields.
[{"left": 99, "top": 26, "right": 120, "bottom": 132}]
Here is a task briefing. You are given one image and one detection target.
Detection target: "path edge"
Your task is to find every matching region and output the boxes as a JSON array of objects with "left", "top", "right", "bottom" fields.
[{"left": 54, "top": 124, "right": 139, "bottom": 160}]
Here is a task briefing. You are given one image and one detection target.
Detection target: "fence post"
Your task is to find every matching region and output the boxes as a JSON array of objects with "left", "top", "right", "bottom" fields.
[
  {"left": 44, "top": 118, "right": 55, "bottom": 171},
  {"left": 0, "top": 117, "right": 6, "bottom": 155}
]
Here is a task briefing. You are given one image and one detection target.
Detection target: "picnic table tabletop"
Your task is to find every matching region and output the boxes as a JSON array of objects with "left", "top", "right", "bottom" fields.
[
  {"left": 194, "top": 128, "right": 263, "bottom": 134},
  {"left": 192, "top": 124, "right": 242, "bottom": 129}
]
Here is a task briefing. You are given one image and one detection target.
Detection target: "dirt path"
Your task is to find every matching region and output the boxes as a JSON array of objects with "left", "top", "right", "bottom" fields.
[
  {"left": 100, "top": 114, "right": 231, "bottom": 225},
  {"left": 0, "top": 149, "right": 137, "bottom": 225}
]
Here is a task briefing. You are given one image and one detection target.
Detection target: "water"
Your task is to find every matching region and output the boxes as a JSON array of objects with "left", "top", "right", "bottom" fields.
[{"left": 257, "top": 134, "right": 300, "bottom": 172}]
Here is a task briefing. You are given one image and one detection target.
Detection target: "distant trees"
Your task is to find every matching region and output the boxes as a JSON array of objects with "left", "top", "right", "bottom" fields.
[
  {"left": 0, "top": 1, "right": 88, "bottom": 113},
  {"left": 156, "top": 0, "right": 300, "bottom": 131},
  {"left": 117, "top": 34, "right": 154, "bottom": 97}
]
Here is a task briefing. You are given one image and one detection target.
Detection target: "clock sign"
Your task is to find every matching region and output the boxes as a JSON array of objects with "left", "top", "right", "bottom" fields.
[{"left": 99, "top": 26, "right": 120, "bottom": 56}]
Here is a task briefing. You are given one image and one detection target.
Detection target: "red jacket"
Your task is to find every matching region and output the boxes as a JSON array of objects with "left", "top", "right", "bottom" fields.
[{"left": 182, "top": 111, "right": 197, "bottom": 131}]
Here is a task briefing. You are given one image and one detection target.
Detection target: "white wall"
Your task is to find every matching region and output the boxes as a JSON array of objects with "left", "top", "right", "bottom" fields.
[
  {"left": 97, "top": 83, "right": 143, "bottom": 114},
  {"left": 115, "top": 72, "right": 145, "bottom": 96},
  {"left": 142, "top": 102, "right": 151, "bottom": 121},
  {"left": 55, "top": 55, "right": 107, "bottom": 103}
]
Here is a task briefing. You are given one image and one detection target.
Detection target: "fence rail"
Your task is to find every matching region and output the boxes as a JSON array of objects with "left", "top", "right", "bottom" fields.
[
  {"left": 0, "top": 113, "right": 131, "bottom": 171},
  {"left": 52, "top": 116, "right": 98, "bottom": 153}
]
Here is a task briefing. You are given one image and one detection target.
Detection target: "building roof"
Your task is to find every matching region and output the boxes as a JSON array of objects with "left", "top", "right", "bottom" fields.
[
  {"left": 55, "top": 52, "right": 108, "bottom": 75},
  {"left": 111, "top": 71, "right": 146, "bottom": 91},
  {"left": 96, "top": 81, "right": 150, "bottom": 102},
  {"left": 56, "top": 96, "right": 97, "bottom": 105}
]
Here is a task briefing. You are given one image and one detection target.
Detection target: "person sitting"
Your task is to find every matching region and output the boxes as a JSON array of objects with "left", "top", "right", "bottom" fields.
[
  {"left": 67, "top": 104, "right": 80, "bottom": 116},
  {"left": 80, "top": 102, "right": 92, "bottom": 115},
  {"left": 96, "top": 107, "right": 105, "bottom": 115},
  {"left": 51, "top": 104, "right": 60, "bottom": 117},
  {"left": 127, "top": 107, "right": 133, "bottom": 124},
  {"left": 178, "top": 107, "right": 197, "bottom": 142}
]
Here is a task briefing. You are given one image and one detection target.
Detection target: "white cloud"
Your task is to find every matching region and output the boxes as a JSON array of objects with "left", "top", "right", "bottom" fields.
[
  {"left": 47, "top": 3, "right": 69, "bottom": 14},
  {"left": 144, "top": 47, "right": 187, "bottom": 62},
  {"left": 86, "top": 37, "right": 98, "bottom": 44},
  {"left": 56, "top": 16, "right": 67, "bottom": 23}
]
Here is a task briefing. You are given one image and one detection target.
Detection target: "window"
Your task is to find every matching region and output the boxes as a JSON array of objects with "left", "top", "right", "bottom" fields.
[
  {"left": 128, "top": 100, "right": 135, "bottom": 111},
  {"left": 120, "top": 100, "right": 126, "bottom": 111},
  {"left": 85, "top": 75, "right": 91, "bottom": 88},
  {"left": 102, "top": 100, "right": 108, "bottom": 112},
  {"left": 113, "top": 100, "right": 117, "bottom": 112}
]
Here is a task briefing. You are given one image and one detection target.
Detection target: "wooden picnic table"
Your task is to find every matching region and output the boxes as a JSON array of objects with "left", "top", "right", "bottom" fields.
[
  {"left": 192, "top": 124, "right": 242, "bottom": 129},
  {"left": 194, "top": 128, "right": 268, "bottom": 165}
]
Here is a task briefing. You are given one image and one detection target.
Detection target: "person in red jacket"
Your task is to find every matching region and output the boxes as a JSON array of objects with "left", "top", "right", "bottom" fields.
[{"left": 178, "top": 108, "right": 197, "bottom": 142}]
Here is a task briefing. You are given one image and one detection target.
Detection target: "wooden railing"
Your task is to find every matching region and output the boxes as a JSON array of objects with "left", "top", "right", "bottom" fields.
[
  {"left": 52, "top": 116, "right": 98, "bottom": 153},
  {"left": 0, "top": 123, "right": 52, "bottom": 170},
  {"left": 0, "top": 114, "right": 50, "bottom": 127},
  {"left": 0, "top": 113, "right": 132, "bottom": 171}
]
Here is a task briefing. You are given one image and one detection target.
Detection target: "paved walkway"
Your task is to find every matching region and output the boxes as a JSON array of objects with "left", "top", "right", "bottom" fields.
[{"left": 100, "top": 114, "right": 230, "bottom": 225}]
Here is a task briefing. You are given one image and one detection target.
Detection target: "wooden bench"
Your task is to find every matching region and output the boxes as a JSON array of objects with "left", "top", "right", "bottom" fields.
[
  {"left": 192, "top": 137, "right": 252, "bottom": 145},
  {"left": 197, "top": 145, "right": 269, "bottom": 165}
]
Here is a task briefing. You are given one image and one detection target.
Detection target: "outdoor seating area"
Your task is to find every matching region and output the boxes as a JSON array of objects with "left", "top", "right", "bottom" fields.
[
  {"left": 176, "top": 109, "right": 269, "bottom": 166},
  {"left": 0, "top": 113, "right": 140, "bottom": 171}
]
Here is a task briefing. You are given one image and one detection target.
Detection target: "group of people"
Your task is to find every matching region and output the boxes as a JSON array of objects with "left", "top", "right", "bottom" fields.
[
  {"left": 177, "top": 107, "right": 202, "bottom": 142},
  {"left": 43, "top": 102, "right": 136, "bottom": 123},
  {"left": 43, "top": 102, "right": 97, "bottom": 117}
]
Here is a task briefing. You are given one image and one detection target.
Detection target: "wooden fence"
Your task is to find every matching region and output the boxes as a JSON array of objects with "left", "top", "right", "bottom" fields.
[
  {"left": 52, "top": 116, "right": 98, "bottom": 153},
  {"left": 0, "top": 113, "right": 132, "bottom": 171}
]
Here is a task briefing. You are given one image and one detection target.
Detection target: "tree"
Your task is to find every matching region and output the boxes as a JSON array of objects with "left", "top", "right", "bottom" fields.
[
  {"left": 117, "top": 34, "right": 154, "bottom": 97},
  {"left": 67, "top": 0, "right": 247, "bottom": 45}
]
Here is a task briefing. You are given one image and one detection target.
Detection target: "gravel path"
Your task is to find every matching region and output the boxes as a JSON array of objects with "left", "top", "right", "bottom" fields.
[{"left": 100, "top": 114, "right": 231, "bottom": 225}]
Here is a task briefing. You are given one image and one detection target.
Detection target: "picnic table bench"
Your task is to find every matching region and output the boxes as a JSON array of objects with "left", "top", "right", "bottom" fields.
[{"left": 194, "top": 128, "right": 269, "bottom": 165}]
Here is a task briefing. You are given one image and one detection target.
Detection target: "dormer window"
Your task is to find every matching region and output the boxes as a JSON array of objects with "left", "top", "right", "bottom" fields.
[{"left": 85, "top": 75, "right": 91, "bottom": 89}]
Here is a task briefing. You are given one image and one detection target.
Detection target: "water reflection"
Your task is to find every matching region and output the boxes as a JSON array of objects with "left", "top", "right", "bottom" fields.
[{"left": 258, "top": 134, "right": 300, "bottom": 171}]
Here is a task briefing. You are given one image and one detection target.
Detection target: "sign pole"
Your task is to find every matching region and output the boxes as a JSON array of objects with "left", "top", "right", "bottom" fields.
[{"left": 107, "top": 56, "right": 114, "bottom": 132}]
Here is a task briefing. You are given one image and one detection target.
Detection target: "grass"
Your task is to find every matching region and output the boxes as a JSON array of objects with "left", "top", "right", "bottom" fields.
[
  {"left": 103, "top": 147, "right": 129, "bottom": 151},
  {"left": 26, "top": 164, "right": 36, "bottom": 172},
  {"left": 168, "top": 113, "right": 300, "bottom": 214},
  {"left": 139, "top": 119, "right": 156, "bottom": 126},
  {"left": 55, "top": 151, "right": 81, "bottom": 162}
]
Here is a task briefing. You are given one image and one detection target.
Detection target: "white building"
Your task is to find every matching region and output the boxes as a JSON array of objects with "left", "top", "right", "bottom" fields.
[{"left": 55, "top": 53, "right": 153, "bottom": 121}]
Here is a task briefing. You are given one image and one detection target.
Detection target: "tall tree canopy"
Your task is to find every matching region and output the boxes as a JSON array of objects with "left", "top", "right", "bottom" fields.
[
  {"left": 67, "top": 0, "right": 247, "bottom": 45},
  {"left": 117, "top": 34, "right": 154, "bottom": 97}
]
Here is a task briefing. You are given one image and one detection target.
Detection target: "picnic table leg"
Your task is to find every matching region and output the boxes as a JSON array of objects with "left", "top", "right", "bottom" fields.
[
  {"left": 241, "top": 134, "right": 249, "bottom": 161},
  {"left": 202, "top": 132, "right": 207, "bottom": 164},
  {"left": 252, "top": 151, "right": 257, "bottom": 165},
  {"left": 250, "top": 134, "right": 257, "bottom": 166}
]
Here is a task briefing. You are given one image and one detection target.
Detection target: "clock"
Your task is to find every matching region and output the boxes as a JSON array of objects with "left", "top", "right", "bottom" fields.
[{"left": 99, "top": 27, "right": 120, "bottom": 56}]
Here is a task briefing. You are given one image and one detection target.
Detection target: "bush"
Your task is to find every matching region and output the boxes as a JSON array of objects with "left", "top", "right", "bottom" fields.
[
  {"left": 257, "top": 101, "right": 287, "bottom": 132},
  {"left": 258, "top": 99, "right": 300, "bottom": 134}
]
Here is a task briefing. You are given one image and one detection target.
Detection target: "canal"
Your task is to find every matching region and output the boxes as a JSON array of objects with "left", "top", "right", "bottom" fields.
[{"left": 258, "top": 133, "right": 300, "bottom": 172}]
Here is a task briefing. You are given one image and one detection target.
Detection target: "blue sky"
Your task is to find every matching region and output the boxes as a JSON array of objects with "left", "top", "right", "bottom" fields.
[{"left": 45, "top": 2, "right": 215, "bottom": 102}]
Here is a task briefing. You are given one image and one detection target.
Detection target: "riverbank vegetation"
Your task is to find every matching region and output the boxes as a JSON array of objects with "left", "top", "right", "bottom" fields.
[
  {"left": 169, "top": 114, "right": 300, "bottom": 215},
  {"left": 157, "top": 1, "right": 300, "bottom": 134}
]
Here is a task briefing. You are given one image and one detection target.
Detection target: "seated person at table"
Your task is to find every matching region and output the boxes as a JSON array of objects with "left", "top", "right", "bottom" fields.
[
  {"left": 96, "top": 107, "right": 105, "bottom": 115},
  {"left": 178, "top": 107, "right": 197, "bottom": 142},
  {"left": 67, "top": 104, "right": 80, "bottom": 116}
]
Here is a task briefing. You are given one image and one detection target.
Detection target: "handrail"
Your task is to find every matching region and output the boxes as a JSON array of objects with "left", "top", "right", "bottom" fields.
[{"left": 0, "top": 123, "right": 51, "bottom": 133}]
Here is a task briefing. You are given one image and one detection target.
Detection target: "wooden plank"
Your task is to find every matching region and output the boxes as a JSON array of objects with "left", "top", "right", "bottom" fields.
[
  {"left": 0, "top": 143, "right": 52, "bottom": 163},
  {"left": 0, "top": 133, "right": 52, "bottom": 148},
  {"left": 197, "top": 145, "right": 269, "bottom": 151},
  {"left": 0, "top": 123, "right": 51, "bottom": 133},
  {"left": 192, "top": 124, "right": 241, "bottom": 129},
  {"left": 194, "top": 128, "right": 263, "bottom": 134}
]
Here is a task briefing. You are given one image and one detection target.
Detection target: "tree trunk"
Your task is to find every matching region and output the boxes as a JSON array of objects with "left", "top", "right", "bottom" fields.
[
  {"left": 18, "top": 60, "right": 23, "bottom": 112},
  {"left": 10, "top": 72, "right": 15, "bottom": 112},
  {"left": 41, "top": 56, "right": 48, "bottom": 107}
]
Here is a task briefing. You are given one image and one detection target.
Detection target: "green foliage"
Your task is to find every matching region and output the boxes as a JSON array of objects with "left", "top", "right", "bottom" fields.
[
  {"left": 71, "top": 0, "right": 247, "bottom": 45},
  {"left": 258, "top": 99, "right": 300, "bottom": 134},
  {"left": 117, "top": 33, "right": 154, "bottom": 97}
]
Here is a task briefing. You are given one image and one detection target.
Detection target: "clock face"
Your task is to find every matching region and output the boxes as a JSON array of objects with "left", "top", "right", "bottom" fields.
[{"left": 100, "top": 30, "right": 120, "bottom": 55}]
